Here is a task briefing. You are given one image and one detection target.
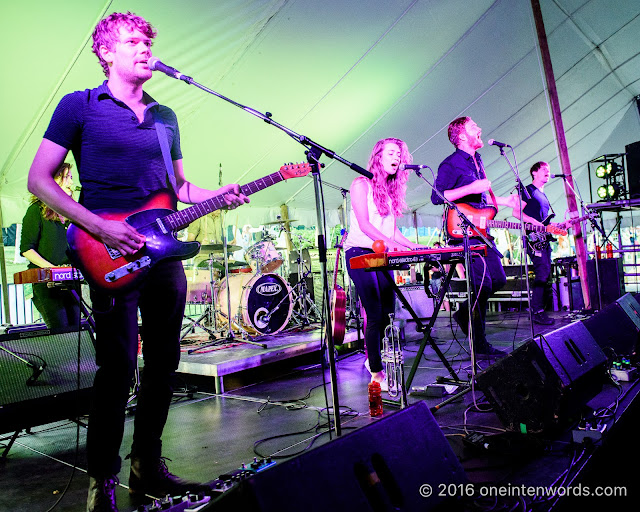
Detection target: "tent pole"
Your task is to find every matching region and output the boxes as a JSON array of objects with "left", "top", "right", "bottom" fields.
[
  {"left": 530, "top": 0, "right": 591, "bottom": 309},
  {"left": 0, "top": 201, "right": 11, "bottom": 323}
]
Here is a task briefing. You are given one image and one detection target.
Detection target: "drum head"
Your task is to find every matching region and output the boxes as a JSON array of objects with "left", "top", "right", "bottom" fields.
[{"left": 243, "top": 273, "right": 292, "bottom": 334}]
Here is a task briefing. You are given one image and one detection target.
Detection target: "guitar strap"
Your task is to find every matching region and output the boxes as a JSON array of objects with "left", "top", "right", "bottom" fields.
[
  {"left": 474, "top": 152, "right": 499, "bottom": 211},
  {"left": 152, "top": 109, "right": 179, "bottom": 195}
]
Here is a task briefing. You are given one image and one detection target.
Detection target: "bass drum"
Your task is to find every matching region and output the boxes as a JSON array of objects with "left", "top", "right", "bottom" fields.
[{"left": 216, "top": 273, "right": 293, "bottom": 335}]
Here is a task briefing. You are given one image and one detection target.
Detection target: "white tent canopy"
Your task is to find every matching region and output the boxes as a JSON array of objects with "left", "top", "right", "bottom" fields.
[{"left": 2, "top": 0, "right": 640, "bottom": 230}]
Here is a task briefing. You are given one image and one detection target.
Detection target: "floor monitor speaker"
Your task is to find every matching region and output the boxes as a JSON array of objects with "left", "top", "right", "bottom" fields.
[
  {"left": 208, "top": 401, "right": 466, "bottom": 512},
  {"left": 476, "top": 322, "right": 608, "bottom": 433},
  {"left": 582, "top": 292, "right": 640, "bottom": 357}
]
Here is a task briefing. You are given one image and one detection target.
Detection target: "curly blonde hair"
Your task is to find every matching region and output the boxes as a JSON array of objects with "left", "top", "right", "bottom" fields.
[
  {"left": 92, "top": 12, "right": 157, "bottom": 77},
  {"left": 366, "top": 138, "right": 412, "bottom": 217}
]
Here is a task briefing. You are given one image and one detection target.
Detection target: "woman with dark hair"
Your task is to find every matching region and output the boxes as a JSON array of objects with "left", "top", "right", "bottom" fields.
[
  {"left": 20, "top": 162, "right": 80, "bottom": 328},
  {"left": 344, "top": 138, "right": 423, "bottom": 390}
]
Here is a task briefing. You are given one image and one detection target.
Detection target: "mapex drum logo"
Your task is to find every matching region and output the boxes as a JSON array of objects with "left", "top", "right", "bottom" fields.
[{"left": 256, "top": 282, "right": 282, "bottom": 296}]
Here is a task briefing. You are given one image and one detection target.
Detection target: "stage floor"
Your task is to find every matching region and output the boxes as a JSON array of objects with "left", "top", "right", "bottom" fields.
[{"left": 1, "top": 309, "right": 637, "bottom": 511}]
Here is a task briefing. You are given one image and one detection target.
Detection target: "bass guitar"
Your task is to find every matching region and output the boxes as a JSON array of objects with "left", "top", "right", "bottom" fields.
[
  {"left": 330, "top": 229, "right": 348, "bottom": 345},
  {"left": 527, "top": 212, "right": 593, "bottom": 252},
  {"left": 67, "top": 163, "right": 311, "bottom": 293},
  {"left": 445, "top": 203, "right": 567, "bottom": 241}
]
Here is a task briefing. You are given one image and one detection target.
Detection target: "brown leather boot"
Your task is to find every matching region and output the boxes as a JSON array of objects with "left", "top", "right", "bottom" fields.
[
  {"left": 87, "top": 475, "right": 119, "bottom": 512},
  {"left": 128, "top": 456, "right": 210, "bottom": 498}
]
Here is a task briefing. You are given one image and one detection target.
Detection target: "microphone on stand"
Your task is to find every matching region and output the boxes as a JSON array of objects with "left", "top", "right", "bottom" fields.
[
  {"left": 26, "top": 360, "right": 46, "bottom": 386},
  {"left": 487, "top": 139, "right": 511, "bottom": 148},
  {"left": 550, "top": 174, "right": 568, "bottom": 179},
  {"left": 148, "top": 57, "right": 192, "bottom": 83},
  {"left": 399, "top": 164, "right": 429, "bottom": 171}
]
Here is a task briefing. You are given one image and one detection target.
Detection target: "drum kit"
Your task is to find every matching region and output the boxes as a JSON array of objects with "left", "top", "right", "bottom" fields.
[{"left": 181, "top": 218, "right": 320, "bottom": 349}]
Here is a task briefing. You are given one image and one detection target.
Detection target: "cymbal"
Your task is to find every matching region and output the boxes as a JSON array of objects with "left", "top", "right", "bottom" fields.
[
  {"left": 197, "top": 259, "right": 249, "bottom": 269},
  {"left": 262, "top": 219, "right": 297, "bottom": 226},
  {"left": 200, "top": 244, "right": 242, "bottom": 253}
]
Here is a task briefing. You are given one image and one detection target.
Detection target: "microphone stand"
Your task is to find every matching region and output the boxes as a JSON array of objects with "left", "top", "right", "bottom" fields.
[
  {"left": 494, "top": 146, "right": 535, "bottom": 340},
  {"left": 561, "top": 177, "right": 608, "bottom": 311},
  {"left": 0, "top": 343, "right": 47, "bottom": 386},
  {"left": 163, "top": 71, "right": 373, "bottom": 438},
  {"left": 413, "top": 168, "right": 494, "bottom": 382}
]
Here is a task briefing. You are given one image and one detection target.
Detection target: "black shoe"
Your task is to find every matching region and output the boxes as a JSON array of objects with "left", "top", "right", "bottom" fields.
[
  {"left": 129, "top": 456, "right": 210, "bottom": 498},
  {"left": 452, "top": 309, "right": 468, "bottom": 335},
  {"left": 475, "top": 344, "right": 507, "bottom": 359},
  {"left": 533, "top": 311, "right": 554, "bottom": 326},
  {"left": 87, "top": 476, "right": 119, "bottom": 512}
]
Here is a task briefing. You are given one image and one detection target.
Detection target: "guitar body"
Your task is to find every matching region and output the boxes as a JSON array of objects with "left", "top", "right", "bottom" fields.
[
  {"left": 445, "top": 203, "right": 497, "bottom": 240},
  {"left": 330, "top": 285, "right": 346, "bottom": 344},
  {"left": 67, "top": 190, "right": 200, "bottom": 293},
  {"left": 527, "top": 213, "right": 556, "bottom": 252},
  {"left": 329, "top": 229, "right": 349, "bottom": 344}
]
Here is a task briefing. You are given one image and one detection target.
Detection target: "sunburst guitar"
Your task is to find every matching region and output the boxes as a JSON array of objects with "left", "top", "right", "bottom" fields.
[{"left": 67, "top": 163, "right": 311, "bottom": 294}]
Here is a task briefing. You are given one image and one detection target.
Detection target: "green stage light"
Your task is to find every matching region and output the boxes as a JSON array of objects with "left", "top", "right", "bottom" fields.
[
  {"left": 607, "top": 183, "right": 621, "bottom": 199},
  {"left": 597, "top": 185, "right": 608, "bottom": 198},
  {"left": 595, "top": 164, "right": 608, "bottom": 178}
]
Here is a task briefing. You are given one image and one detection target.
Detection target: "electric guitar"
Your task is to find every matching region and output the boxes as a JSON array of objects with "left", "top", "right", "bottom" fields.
[
  {"left": 445, "top": 203, "right": 567, "bottom": 241},
  {"left": 67, "top": 163, "right": 311, "bottom": 293},
  {"left": 527, "top": 212, "right": 593, "bottom": 252},
  {"left": 330, "top": 229, "right": 348, "bottom": 345}
]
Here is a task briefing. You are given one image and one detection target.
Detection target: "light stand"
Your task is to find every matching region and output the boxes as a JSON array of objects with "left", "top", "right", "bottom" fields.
[{"left": 156, "top": 66, "right": 374, "bottom": 437}]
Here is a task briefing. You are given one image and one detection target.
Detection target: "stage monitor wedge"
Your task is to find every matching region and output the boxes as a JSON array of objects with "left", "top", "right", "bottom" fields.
[
  {"left": 476, "top": 322, "right": 608, "bottom": 434},
  {"left": 582, "top": 292, "right": 640, "bottom": 357},
  {"left": 208, "top": 402, "right": 467, "bottom": 512}
]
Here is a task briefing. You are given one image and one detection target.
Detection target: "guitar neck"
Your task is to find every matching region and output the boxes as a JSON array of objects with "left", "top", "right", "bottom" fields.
[
  {"left": 166, "top": 171, "right": 284, "bottom": 231},
  {"left": 487, "top": 220, "right": 545, "bottom": 232}
]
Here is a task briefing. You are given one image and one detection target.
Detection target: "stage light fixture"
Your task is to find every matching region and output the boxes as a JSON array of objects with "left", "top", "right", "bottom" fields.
[
  {"left": 597, "top": 185, "right": 608, "bottom": 199},
  {"left": 607, "top": 183, "right": 621, "bottom": 199},
  {"left": 595, "top": 164, "right": 609, "bottom": 178}
]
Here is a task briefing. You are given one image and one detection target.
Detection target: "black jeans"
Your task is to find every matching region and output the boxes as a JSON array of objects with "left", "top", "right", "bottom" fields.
[
  {"left": 527, "top": 244, "right": 552, "bottom": 313},
  {"left": 32, "top": 282, "right": 81, "bottom": 329},
  {"left": 345, "top": 247, "right": 395, "bottom": 373},
  {"left": 456, "top": 244, "right": 507, "bottom": 348},
  {"left": 87, "top": 260, "right": 187, "bottom": 478}
]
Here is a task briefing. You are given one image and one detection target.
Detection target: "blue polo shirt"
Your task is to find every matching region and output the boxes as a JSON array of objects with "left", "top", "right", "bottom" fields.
[
  {"left": 431, "top": 148, "right": 488, "bottom": 209},
  {"left": 44, "top": 81, "right": 182, "bottom": 211}
]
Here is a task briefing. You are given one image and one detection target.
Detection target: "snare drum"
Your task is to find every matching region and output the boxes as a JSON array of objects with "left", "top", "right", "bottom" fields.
[
  {"left": 246, "top": 240, "right": 283, "bottom": 273},
  {"left": 216, "top": 273, "right": 293, "bottom": 335}
]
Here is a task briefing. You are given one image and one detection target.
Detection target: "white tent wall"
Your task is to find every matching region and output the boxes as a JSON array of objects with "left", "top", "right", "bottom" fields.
[{"left": 1, "top": 0, "right": 640, "bottom": 230}]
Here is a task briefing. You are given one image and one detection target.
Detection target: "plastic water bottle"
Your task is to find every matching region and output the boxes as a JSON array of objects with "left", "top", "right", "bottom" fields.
[{"left": 368, "top": 381, "right": 383, "bottom": 417}]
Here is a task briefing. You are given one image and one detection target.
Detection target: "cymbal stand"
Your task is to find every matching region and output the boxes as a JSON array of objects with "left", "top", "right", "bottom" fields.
[
  {"left": 289, "top": 238, "right": 321, "bottom": 325},
  {"left": 213, "top": 233, "right": 266, "bottom": 349},
  {"left": 181, "top": 254, "right": 220, "bottom": 345}
]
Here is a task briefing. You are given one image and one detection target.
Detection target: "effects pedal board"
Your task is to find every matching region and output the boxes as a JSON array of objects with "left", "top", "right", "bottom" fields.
[
  {"left": 138, "top": 457, "right": 276, "bottom": 511},
  {"left": 611, "top": 357, "right": 637, "bottom": 382}
]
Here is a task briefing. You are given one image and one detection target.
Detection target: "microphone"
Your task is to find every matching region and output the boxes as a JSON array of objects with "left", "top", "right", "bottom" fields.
[
  {"left": 550, "top": 174, "right": 567, "bottom": 179},
  {"left": 148, "top": 57, "right": 192, "bottom": 83},
  {"left": 399, "top": 164, "right": 429, "bottom": 171},
  {"left": 487, "top": 139, "right": 511, "bottom": 148},
  {"left": 26, "top": 361, "right": 46, "bottom": 386}
]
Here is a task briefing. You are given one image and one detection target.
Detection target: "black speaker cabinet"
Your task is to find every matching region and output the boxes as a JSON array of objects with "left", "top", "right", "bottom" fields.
[
  {"left": 209, "top": 402, "right": 467, "bottom": 512},
  {"left": 583, "top": 292, "right": 640, "bottom": 357},
  {"left": 0, "top": 326, "right": 96, "bottom": 434},
  {"left": 587, "top": 257, "right": 625, "bottom": 307},
  {"left": 476, "top": 322, "right": 607, "bottom": 434},
  {"left": 626, "top": 140, "right": 640, "bottom": 198}
]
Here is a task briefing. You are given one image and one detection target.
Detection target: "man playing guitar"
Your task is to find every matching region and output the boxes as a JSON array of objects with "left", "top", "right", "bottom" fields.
[
  {"left": 27, "top": 12, "right": 248, "bottom": 512},
  {"left": 513, "top": 161, "right": 566, "bottom": 326},
  {"left": 431, "top": 117, "right": 520, "bottom": 358}
]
